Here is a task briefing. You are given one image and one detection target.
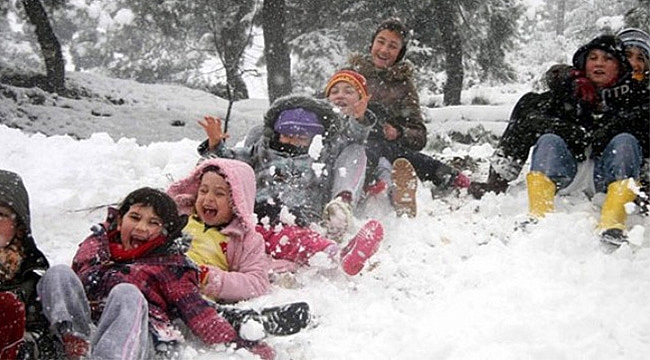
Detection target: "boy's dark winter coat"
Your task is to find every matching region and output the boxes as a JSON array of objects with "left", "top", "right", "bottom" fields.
[{"left": 493, "top": 36, "right": 649, "bottom": 181}]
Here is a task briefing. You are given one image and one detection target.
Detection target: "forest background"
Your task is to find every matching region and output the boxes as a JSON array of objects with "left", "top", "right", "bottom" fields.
[{"left": 1, "top": 0, "right": 649, "bottom": 111}]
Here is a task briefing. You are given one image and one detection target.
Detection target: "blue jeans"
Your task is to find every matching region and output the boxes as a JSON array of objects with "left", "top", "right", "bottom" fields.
[{"left": 530, "top": 133, "right": 642, "bottom": 193}]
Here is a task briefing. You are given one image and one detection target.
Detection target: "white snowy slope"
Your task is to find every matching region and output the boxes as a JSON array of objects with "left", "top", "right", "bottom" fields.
[{"left": 1, "top": 72, "right": 648, "bottom": 360}]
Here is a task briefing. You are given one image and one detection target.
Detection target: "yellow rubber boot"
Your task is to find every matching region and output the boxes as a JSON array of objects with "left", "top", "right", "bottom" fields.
[
  {"left": 526, "top": 171, "right": 556, "bottom": 218},
  {"left": 598, "top": 179, "right": 637, "bottom": 231}
]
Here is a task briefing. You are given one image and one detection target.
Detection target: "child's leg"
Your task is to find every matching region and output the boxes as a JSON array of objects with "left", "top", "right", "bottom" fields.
[
  {"left": 0, "top": 292, "right": 25, "bottom": 360},
  {"left": 37, "top": 265, "right": 92, "bottom": 337},
  {"left": 331, "top": 144, "right": 367, "bottom": 206},
  {"left": 37, "top": 264, "right": 93, "bottom": 359},
  {"left": 257, "top": 224, "right": 335, "bottom": 265},
  {"left": 92, "top": 283, "right": 151, "bottom": 360}
]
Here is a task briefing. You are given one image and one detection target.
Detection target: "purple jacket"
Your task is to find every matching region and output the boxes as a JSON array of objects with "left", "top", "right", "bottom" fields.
[{"left": 167, "top": 158, "right": 271, "bottom": 302}]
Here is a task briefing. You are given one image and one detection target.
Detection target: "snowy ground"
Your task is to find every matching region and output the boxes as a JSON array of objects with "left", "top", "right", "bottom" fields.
[{"left": 1, "top": 72, "right": 649, "bottom": 359}]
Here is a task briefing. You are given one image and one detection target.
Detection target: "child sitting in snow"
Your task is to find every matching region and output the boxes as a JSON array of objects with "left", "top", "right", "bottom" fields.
[
  {"left": 0, "top": 170, "right": 62, "bottom": 360},
  {"left": 184, "top": 94, "right": 384, "bottom": 276},
  {"left": 37, "top": 187, "right": 279, "bottom": 359}
]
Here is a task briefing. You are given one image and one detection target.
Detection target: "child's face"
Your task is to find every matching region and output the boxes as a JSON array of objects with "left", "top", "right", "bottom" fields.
[
  {"left": 0, "top": 205, "right": 17, "bottom": 248},
  {"left": 626, "top": 46, "right": 649, "bottom": 76},
  {"left": 118, "top": 204, "right": 164, "bottom": 250},
  {"left": 585, "top": 49, "right": 620, "bottom": 88},
  {"left": 196, "top": 171, "right": 234, "bottom": 227},
  {"left": 328, "top": 82, "right": 362, "bottom": 116},
  {"left": 278, "top": 134, "right": 313, "bottom": 147},
  {"left": 371, "top": 29, "right": 403, "bottom": 69}
]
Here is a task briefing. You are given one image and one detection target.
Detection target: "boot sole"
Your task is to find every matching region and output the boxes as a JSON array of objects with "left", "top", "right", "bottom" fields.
[{"left": 391, "top": 158, "right": 418, "bottom": 218}]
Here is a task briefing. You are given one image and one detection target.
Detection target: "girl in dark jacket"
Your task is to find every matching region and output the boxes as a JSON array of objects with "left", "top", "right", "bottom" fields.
[{"left": 0, "top": 169, "right": 60, "bottom": 360}]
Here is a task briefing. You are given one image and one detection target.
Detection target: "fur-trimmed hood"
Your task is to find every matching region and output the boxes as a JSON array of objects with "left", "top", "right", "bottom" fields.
[
  {"left": 167, "top": 158, "right": 257, "bottom": 232},
  {"left": 262, "top": 94, "right": 341, "bottom": 140},
  {"left": 348, "top": 53, "right": 414, "bottom": 82}
]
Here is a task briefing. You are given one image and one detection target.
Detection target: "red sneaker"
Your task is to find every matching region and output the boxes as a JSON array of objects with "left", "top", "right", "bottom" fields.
[{"left": 340, "top": 220, "right": 384, "bottom": 275}]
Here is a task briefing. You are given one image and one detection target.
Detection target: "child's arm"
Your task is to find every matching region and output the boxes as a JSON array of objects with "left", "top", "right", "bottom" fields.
[
  {"left": 201, "top": 232, "right": 270, "bottom": 303},
  {"left": 169, "top": 270, "right": 238, "bottom": 345}
]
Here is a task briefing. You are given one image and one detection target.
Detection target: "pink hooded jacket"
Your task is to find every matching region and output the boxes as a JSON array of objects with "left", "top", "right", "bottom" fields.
[{"left": 167, "top": 158, "right": 271, "bottom": 302}]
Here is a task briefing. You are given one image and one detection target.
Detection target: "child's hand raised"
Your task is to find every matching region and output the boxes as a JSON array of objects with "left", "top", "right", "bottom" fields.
[
  {"left": 198, "top": 116, "right": 230, "bottom": 150},
  {"left": 350, "top": 94, "right": 371, "bottom": 123}
]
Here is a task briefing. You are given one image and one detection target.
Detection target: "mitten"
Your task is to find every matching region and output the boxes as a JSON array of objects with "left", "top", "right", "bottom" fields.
[{"left": 453, "top": 173, "right": 471, "bottom": 189}]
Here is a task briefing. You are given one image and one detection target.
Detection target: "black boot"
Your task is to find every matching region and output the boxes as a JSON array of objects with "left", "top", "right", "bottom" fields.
[
  {"left": 219, "top": 302, "right": 310, "bottom": 336},
  {"left": 260, "top": 302, "right": 310, "bottom": 335}
]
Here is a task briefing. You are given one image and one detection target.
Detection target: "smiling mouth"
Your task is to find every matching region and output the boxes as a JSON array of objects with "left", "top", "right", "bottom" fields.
[
  {"left": 129, "top": 236, "right": 148, "bottom": 249},
  {"left": 203, "top": 208, "right": 218, "bottom": 218}
]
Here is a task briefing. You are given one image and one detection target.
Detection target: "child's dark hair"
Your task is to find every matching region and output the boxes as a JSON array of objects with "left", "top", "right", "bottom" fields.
[{"left": 118, "top": 187, "right": 186, "bottom": 237}]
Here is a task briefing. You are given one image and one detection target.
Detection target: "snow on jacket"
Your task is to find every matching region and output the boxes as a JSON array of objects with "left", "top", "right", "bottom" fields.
[
  {"left": 491, "top": 37, "right": 649, "bottom": 181},
  {"left": 348, "top": 53, "right": 428, "bottom": 151},
  {"left": 167, "top": 158, "right": 271, "bottom": 302},
  {"left": 0, "top": 170, "right": 61, "bottom": 359},
  {"left": 71, "top": 207, "right": 237, "bottom": 345},
  {"left": 196, "top": 95, "right": 373, "bottom": 227}
]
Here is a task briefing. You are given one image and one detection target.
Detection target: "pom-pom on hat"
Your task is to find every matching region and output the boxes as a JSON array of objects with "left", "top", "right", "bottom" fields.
[
  {"left": 273, "top": 108, "right": 325, "bottom": 136},
  {"left": 371, "top": 17, "right": 409, "bottom": 63},
  {"left": 617, "top": 27, "right": 650, "bottom": 59},
  {"left": 324, "top": 69, "right": 369, "bottom": 98}
]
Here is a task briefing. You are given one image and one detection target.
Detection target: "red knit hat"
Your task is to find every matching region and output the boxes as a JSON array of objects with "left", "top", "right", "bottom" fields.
[{"left": 324, "top": 69, "right": 369, "bottom": 99}]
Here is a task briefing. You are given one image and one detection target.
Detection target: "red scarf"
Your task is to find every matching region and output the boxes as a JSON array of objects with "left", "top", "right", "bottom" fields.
[{"left": 108, "top": 234, "right": 167, "bottom": 262}]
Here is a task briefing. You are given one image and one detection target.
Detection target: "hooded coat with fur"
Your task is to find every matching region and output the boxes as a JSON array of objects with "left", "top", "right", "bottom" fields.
[
  {"left": 348, "top": 54, "right": 427, "bottom": 151},
  {"left": 196, "top": 95, "right": 372, "bottom": 227},
  {"left": 167, "top": 158, "right": 271, "bottom": 302}
]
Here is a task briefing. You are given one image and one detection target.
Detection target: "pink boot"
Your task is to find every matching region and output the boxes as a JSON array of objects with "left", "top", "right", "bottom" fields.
[{"left": 340, "top": 220, "right": 384, "bottom": 275}]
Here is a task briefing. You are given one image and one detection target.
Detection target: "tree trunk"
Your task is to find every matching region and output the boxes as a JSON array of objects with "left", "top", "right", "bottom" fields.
[
  {"left": 21, "top": 0, "right": 65, "bottom": 93},
  {"left": 263, "top": 0, "right": 292, "bottom": 104},
  {"left": 433, "top": 0, "right": 463, "bottom": 105},
  {"left": 220, "top": 3, "right": 250, "bottom": 100},
  {"left": 555, "top": 0, "right": 566, "bottom": 36}
]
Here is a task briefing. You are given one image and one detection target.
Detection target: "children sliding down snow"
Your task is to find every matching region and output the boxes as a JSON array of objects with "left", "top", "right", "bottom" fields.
[
  {"left": 38, "top": 187, "right": 309, "bottom": 360},
  {"left": 181, "top": 93, "right": 384, "bottom": 276}
]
